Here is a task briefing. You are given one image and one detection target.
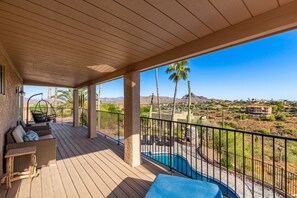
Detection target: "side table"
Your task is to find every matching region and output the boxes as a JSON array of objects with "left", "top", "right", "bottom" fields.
[{"left": 2, "top": 146, "right": 37, "bottom": 189}]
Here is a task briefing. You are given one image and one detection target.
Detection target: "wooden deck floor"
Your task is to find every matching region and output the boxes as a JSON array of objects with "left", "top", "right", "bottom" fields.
[{"left": 1, "top": 123, "right": 170, "bottom": 198}]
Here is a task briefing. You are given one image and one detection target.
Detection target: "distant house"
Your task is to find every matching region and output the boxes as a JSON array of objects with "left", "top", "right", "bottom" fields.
[{"left": 246, "top": 106, "right": 272, "bottom": 115}]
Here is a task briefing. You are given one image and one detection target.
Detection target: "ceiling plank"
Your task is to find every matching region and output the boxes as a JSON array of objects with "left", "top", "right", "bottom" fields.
[
  {"left": 2, "top": 0, "right": 157, "bottom": 56},
  {"left": 113, "top": 0, "right": 197, "bottom": 42},
  {"left": 78, "top": 0, "right": 297, "bottom": 87},
  {"left": 243, "top": 0, "right": 279, "bottom": 16},
  {"left": 210, "top": 0, "right": 252, "bottom": 24},
  {"left": 0, "top": 27, "right": 126, "bottom": 65},
  {"left": 0, "top": 2, "right": 150, "bottom": 59},
  {"left": 279, "top": 0, "right": 295, "bottom": 5},
  {"left": 55, "top": 0, "right": 174, "bottom": 51},
  {"left": 27, "top": 0, "right": 165, "bottom": 54},
  {"left": 145, "top": 0, "right": 212, "bottom": 37},
  {"left": 177, "top": 0, "right": 230, "bottom": 31},
  {"left": 0, "top": 16, "right": 135, "bottom": 63}
]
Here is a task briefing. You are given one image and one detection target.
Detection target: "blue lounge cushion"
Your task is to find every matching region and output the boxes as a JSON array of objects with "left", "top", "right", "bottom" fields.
[
  {"left": 23, "top": 130, "right": 39, "bottom": 142},
  {"left": 145, "top": 174, "right": 222, "bottom": 198}
]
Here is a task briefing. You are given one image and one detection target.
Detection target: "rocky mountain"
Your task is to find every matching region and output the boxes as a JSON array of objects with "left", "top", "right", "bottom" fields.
[
  {"left": 25, "top": 94, "right": 208, "bottom": 105},
  {"left": 180, "top": 93, "right": 208, "bottom": 103}
]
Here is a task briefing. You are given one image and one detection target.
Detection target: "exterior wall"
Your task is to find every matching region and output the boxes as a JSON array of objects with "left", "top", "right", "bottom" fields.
[
  {"left": 246, "top": 106, "right": 272, "bottom": 115},
  {"left": 0, "top": 44, "right": 23, "bottom": 176}
]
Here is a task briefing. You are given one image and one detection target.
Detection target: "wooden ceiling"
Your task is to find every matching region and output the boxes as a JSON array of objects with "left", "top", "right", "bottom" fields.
[{"left": 0, "top": 0, "right": 296, "bottom": 87}]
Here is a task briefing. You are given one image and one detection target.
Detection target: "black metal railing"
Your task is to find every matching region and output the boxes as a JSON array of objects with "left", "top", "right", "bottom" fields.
[
  {"left": 80, "top": 109, "right": 124, "bottom": 145},
  {"left": 140, "top": 117, "right": 297, "bottom": 198},
  {"left": 73, "top": 110, "right": 297, "bottom": 197}
]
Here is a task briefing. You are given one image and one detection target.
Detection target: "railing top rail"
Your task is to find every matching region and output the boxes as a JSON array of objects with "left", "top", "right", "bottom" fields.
[
  {"left": 140, "top": 116, "right": 297, "bottom": 141},
  {"left": 96, "top": 109, "right": 124, "bottom": 115},
  {"left": 80, "top": 109, "right": 297, "bottom": 141}
]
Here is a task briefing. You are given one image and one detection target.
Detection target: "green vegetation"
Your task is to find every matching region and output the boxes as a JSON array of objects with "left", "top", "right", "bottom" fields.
[{"left": 166, "top": 60, "right": 190, "bottom": 121}]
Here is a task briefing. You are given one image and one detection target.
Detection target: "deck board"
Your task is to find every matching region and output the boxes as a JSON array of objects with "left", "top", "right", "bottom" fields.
[{"left": 1, "top": 123, "right": 171, "bottom": 198}]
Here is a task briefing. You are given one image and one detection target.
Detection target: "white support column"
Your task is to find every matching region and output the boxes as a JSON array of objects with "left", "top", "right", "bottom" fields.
[
  {"left": 88, "top": 84, "right": 97, "bottom": 138},
  {"left": 73, "top": 88, "right": 79, "bottom": 127},
  {"left": 124, "top": 71, "right": 141, "bottom": 167}
]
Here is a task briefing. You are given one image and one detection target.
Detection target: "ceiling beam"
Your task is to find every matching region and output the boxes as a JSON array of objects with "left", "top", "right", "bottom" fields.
[{"left": 77, "top": 0, "right": 297, "bottom": 88}]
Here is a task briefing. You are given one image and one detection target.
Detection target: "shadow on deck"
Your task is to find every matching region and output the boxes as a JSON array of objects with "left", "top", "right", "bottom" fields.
[{"left": 1, "top": 123, "right": 170, "bottom": 198}]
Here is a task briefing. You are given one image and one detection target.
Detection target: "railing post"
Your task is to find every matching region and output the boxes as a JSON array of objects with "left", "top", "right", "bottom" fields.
[
  {"left": 62, "top": 107, "right": 64, "bottom": 124},
  {"left": 118, "top": 112, "right": 120, "bottom": 145},
  {"left": 80, "top": 108, "right": 84, "bottom": 126},
  {"left": 169, "top": 120, "right": 172, "bottom": 171}
]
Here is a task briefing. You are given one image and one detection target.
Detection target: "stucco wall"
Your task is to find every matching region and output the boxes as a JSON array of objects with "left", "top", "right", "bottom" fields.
[{"left": 0, "top": 44, "right": 23, "bottom": 176}]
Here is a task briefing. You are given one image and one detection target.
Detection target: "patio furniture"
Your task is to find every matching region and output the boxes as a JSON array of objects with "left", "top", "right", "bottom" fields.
[
  {"left": 145, "top": 174, "right": 222, "bottom": 198},
  {"left": 6, "top": 126, "right": 56, "bottom": 172},
  {"left": 19, "top": 120, "right": 52, "bottom": 133},
  {"left": 2, "top": 146, "right": 37, "bottom": 189}
]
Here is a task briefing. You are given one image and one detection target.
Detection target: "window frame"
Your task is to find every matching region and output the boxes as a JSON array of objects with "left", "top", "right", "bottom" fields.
[{"left": 0, "top": 65, "right": 4, "bottom": 95}]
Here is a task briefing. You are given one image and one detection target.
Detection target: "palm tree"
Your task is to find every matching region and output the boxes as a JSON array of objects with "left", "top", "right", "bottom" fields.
[
  {"left": 187, "top": 80, "right": 191, "bottom": 123},
  {"left": 54, "top": 87, "right": 58, "bottom": 112},
  {"left": 47, "top": 87, "right": 52, "bottom": 114},
  {"left": 166, "top": 60, "right": 190, "bottom": 121},
  {"left": 97, "top": 84, "right": 102, "bottom": 130},
  {"left": 54, "top": 88, "right": 87, "bottom": 109},
  {"left": 155, "top": 68, "right": 161, "bottom": 119}
]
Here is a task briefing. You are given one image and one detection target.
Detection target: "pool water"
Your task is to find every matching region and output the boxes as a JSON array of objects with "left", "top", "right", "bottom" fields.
[{"left": 143, "top": 152, "right": 239, "bottom": 198}]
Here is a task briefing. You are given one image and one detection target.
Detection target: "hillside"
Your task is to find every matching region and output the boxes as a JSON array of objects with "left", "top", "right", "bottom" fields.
[{"left": 25, "top": 93, "right": 208, "bottom": 105}]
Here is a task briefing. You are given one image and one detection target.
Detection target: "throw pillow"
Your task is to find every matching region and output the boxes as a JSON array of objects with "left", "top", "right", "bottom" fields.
[
  {"left": 12, "top": 125, "right": 26, "bottom": 143},
  {"left": 24, "top": 130, "right": 39, "bottom": 142}
]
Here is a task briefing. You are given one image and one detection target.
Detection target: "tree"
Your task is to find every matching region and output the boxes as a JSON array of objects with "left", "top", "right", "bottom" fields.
[
  {"left": 54, "top": 88, "right": 87, "bottom": 109},
  {"left": 48, "top": 87, "right": 52, "bottom": 114},
  {"left": 187, "top": 80, "right": 191, "bottom": 123},
  {"left": 97, "top": 84, "right": 102, "bottom": 130},
  {"left": 54, "top": 87, "right": 58, "bottom": 112},
  {"left": 155, "top": 68, "right": 161, "bottom": 119},
  {"left": 166, "top": 60, "right": 190, "bottom": 121}
]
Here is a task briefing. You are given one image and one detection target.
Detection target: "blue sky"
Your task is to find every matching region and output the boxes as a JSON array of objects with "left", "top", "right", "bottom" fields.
[{"left": 25, "top": 29, "right": 297, "bottom": 101}]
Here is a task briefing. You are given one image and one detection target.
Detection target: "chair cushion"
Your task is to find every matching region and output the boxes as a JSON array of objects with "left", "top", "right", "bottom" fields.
[
  {"left": 145, "top": 174, "right": 222, "bottom": 198},
  {"left": 39, "top": 134, "right": 54, "bottom": 140},
  {"left": 12, "top": 125, "right": 26, "bottom": 143},
  {"left": 23, "top": 130, "right": 39, "bottom": 142}
]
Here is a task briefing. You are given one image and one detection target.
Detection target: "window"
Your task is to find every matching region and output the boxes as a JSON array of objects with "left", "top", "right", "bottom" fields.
[{"left": 0, "top": 65, "right": 4, "bottom": 94}]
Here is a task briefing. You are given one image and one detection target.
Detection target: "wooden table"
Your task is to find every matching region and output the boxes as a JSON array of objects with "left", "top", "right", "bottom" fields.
[{"left": 2, "top": 146, "right": 37, "bottom": 189}]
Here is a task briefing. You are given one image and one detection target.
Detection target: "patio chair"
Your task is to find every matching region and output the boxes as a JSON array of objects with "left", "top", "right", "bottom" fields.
[
  {"left": 19, "top": 120, "right": 52, "bottom": 133},
  {"left": 5, "top": 126, "right": 56, "bottom": 172}
]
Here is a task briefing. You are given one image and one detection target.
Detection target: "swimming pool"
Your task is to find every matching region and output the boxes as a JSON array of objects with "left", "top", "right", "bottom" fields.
[{"left": 143, "top": 152, "right": 239, "bottom": 198}]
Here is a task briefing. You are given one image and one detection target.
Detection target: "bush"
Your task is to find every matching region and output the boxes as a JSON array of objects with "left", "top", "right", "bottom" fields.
[
  {"left": 239, "top": 113, "right": 248, "bottom": 120},
  {"left": 282, "top": 128, "right": 297, "bottom": 135},
  {"left": 221, "top": 156, "right": 233, "bottom": 169},
  {"left": 275, "top": 114, "right": 287, "bottom": 121},
  {"left": 258, "top": 128, "right": 270, "bottom": 134},
  {"left": 226, "top": 116, "right": 232, "bottom": 120},
  {"left": 258, "top": 115, "right": 275, "bottom": 121},
  {"left": 268, "top": 115, "right": 276, "bottom": 121}
]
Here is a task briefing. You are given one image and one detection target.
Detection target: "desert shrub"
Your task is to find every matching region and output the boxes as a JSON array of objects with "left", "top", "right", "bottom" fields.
[
  {"left": 282, "top": 127, "right": 297, "bottom": 135},
  {"left": 275, "top": 123, "right": 285, "bottom": 129},
  {"left": 239, "top": 113, "right": 248, "bottom": 120},
  {"left": 259, "top": 115, "right": 275, "bottom": 121},
  {"left": 221, "top": 156, "right": 233, "bottom": 169},
  {"left": 268, "top": 115, "right": 276, "bottom": 121},
  {"left": 258, "top": 128, "right": 270, "bottom": 134},
  {"left": 275, "top": 114, "right": 287, "bottom": 121},
  {"left": 226, "top": 116, "right": 232, "bottom": 120},
  {"left": 225, "top": 122, "right": 237, "bottom": 129}
]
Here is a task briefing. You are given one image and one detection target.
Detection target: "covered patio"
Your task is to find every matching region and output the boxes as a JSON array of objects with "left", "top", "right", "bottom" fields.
[
  {"left": 0, "top": 123, "right": 170, "bottom": 198},
  {"left": 1, "top": 0, "right": 297, "bottom": 197}
]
